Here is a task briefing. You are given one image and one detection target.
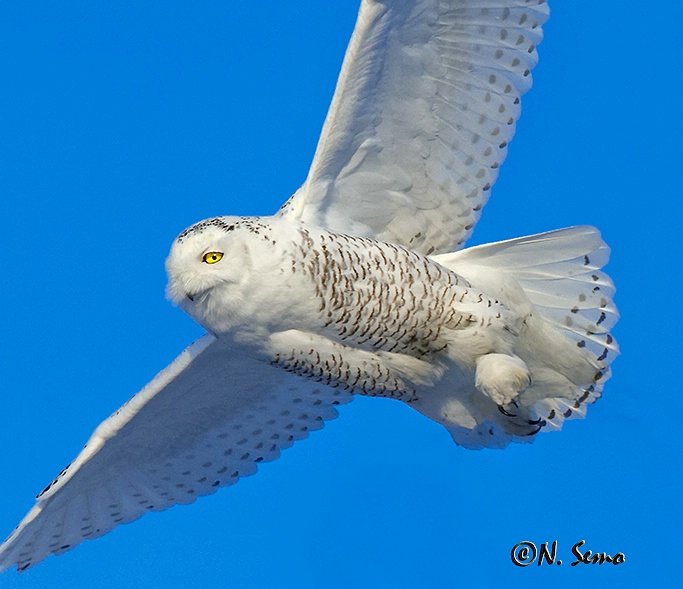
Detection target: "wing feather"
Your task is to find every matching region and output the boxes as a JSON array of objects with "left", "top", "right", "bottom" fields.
[
  {"left": 279, "top": 0, "right": 549, "bottom": 254},
  {"left": 0, "top": 334, "right": 352, "bottom": 572}
]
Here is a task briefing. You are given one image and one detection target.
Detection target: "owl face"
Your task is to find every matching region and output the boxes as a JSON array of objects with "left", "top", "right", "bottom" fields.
[{"left": 165, "top": 217, "right": 248, "bottom": 312}]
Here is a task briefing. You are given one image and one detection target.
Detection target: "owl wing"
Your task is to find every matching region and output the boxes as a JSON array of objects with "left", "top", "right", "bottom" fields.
[
  {"left": 0, "top": 334, "right": 352, "bottom": 573},
  {"left": 279, "top": 0, "right": 549, "bottom": 255}
]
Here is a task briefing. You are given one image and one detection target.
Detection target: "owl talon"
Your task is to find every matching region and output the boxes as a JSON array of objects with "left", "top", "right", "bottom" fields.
[
  {"left": 498, "top": 405, "right": 517, "bottom": 417},
  {"left": 524, "top": 423, "right": 544, "bottom": 436}
]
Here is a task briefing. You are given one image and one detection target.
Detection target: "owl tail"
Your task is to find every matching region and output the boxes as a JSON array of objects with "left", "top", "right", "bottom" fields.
[{"left": 432, "top": 226, "right": 619, "bottom": 448}]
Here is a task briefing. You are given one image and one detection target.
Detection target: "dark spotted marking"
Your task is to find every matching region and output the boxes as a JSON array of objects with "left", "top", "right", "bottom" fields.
[
  {"left": 177, "top": 217, "right": 237, "bottom": 241},
  {"left": 37, "top": 463, "right": 73, "bottom": 498},
  {"left": 577, "top": 389, "right": 592, "bottom": 404}
]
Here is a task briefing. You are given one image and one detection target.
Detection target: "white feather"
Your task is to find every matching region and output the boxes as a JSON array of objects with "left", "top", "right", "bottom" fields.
[
  {"left": 0, "top": 335, "right": 351, "bottom": 572},
  {"left": 280, "top": 0, "right": 549, "bottom": 255}
]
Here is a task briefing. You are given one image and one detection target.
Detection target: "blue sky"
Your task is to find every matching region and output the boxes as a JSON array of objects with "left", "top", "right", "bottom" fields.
[{"left": 1, "top": 1, "right": 681, "bottom": 587}]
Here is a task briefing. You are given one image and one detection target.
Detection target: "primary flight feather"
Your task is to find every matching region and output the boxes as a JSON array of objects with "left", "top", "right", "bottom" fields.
[{"left": 0, "top": 0, "right": 619, "bottom": 572}]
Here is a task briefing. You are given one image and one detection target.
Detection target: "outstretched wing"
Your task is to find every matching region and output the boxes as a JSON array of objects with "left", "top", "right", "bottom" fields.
[
  {"left": 279, "top": 0, "right": 549, "bottom": 255},
  {"left": 0, "top": 334, "right": 352, "bottom": 572}
]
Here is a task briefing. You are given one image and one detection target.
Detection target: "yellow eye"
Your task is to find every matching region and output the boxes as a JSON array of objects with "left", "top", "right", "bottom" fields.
[{"left": 202, "top": 251, "right": 224, "bottom": 265}]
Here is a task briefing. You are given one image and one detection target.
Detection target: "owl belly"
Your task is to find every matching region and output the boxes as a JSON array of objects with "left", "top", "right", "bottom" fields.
[
  {"left": 260, "top": 227, "right": 522, "bottom": 403},
  {"left": 291, "top": 228, "right": 519, "bottom": 370}
]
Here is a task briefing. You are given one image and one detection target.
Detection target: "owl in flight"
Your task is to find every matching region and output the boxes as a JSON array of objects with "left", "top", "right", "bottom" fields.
[{"left": 0, "top": 0, "right": 618, "bottom": 572}]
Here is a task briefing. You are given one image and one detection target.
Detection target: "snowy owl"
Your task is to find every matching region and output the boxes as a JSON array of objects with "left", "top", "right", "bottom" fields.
[{"left": 0, "top": 0, "right": 618, "bottom": 573}]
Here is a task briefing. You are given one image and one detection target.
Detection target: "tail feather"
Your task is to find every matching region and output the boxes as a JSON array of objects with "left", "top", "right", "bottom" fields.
[{"left": 433, "top": 226, "right": 619, "bottom": 444}]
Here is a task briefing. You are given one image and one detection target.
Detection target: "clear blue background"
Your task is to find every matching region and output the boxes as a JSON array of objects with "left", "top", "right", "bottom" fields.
[{"left": 1, "top": 1, "right": 681, "bottom": 587}]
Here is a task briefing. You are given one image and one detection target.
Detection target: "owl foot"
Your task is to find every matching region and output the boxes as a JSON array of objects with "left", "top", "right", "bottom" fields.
[{"left": 475, "top": 353, "right": 530, "bottom": 406}]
